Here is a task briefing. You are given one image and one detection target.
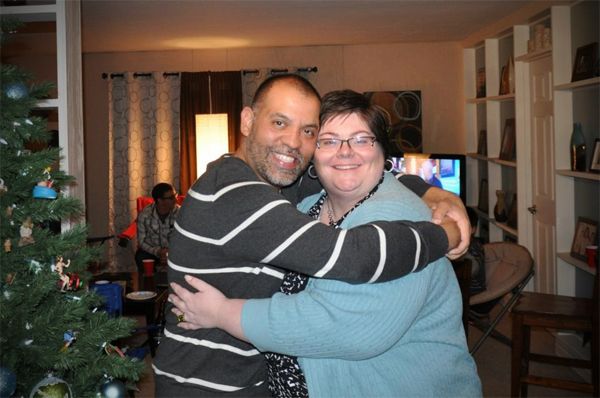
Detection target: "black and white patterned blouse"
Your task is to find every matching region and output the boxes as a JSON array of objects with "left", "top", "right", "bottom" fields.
[{"left": 265, "top": 177, "right": 383, "bottom": 397}]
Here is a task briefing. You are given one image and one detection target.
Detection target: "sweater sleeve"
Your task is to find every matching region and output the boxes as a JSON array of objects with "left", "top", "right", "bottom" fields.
[
  {"left": 136, "top": 206, "right": 159, "bottom": 256},
  {"left": 175, "top": 163, "right": 448, "bottom": 284},
  {"left": 395, "top": 174, "right": 430, "bottom": 198},
  {"left": 242, "top": 267, "right": 432, "bottom": 360},
  {"left": 221, "top": 198, "right": 448, "bottom": 283}
]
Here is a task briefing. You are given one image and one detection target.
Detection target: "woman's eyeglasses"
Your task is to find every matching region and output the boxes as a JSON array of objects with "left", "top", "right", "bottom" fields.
[{"left": 316, "top": 136, "right": 377, "bottom": 151}]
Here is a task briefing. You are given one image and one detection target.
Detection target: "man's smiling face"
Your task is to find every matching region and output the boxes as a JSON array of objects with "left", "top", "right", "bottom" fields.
[{"left": 240, "top": 79, "right": 320, "bottom": 188}]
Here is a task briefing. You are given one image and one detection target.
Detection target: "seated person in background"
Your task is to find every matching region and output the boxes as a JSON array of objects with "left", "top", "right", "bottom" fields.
[
  {"left": 170, "top": 90, "right": 481, "bottom": 397},
  {"left": 421, "top": 158, "right": 443, "bottom": 188},
  {"left": 135, "top": 183, "right": 180, "bottom": 273},
  {"left": 464, "top": 206, "right": 487, "bottom": 295}
]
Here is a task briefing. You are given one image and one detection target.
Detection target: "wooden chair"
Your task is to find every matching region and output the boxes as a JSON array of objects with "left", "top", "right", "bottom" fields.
[{"left": 510, "top": 264, "right": 599, "bottom": 396}]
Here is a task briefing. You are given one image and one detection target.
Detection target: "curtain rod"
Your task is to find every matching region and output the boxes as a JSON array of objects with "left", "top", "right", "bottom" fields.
[
  {"left": 242, "top": 66, "right": 318, "bottom": 75},
  {"left": 101, "top": 72, "right": 180, "bottom": 79},
  {"left": 102, "top": 67, "right": 318, "bottom": 79}
]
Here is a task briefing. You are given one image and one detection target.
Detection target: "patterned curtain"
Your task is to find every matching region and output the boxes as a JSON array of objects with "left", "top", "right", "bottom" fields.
[
  {"left": 107, "top": 72, "right": 181, "bottom": 271},
  {"left": 241, "top": 67, "right": 316, "bottom": 107}
]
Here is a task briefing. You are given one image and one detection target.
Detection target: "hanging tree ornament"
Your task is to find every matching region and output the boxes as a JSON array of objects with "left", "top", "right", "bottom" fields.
[
  {"left": 5, "top": 272, "right": 16, "bottom": 285},
  {"left": 6, "top": 204, "right": 16, "bottom": 218},
  {"left": 29, "top": 375, "right": 73, "bottom": 398},
  {"left": 0, "top": 367, "right": 17, "bottom": 398},
  {"left": 32, "top": 167, "right": 57, "bottom": 199},
  {"left": 4, "top": 239, "right": 12, "bottom": 253},
  {"left": 101, "top": 342, "right": 125, "bottom": 358},
  {"left": 99, "top": 377, "right": 127, "bottom": 398},
  {"left": 60, "top": 330, "right": 77, "bottom": 352},
  {"left": 53, "top": 256, "right": 71, "bottom": 292},
  {"left": 4, "top": 81, "right": 28, "bottom": 100},
  {"left": 28, "top": 259, "right": 42, "bottom": 274},
  {"left": 18, "top": 217, "right": 35, "bottom": 247},
  {"left": 0, "top": 178, "right": 7, "bottom": 195}
]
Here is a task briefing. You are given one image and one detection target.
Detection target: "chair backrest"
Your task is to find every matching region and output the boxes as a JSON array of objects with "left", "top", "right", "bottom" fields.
[{"left": 470, "top": 242, "right": 534, "bottom": 305}]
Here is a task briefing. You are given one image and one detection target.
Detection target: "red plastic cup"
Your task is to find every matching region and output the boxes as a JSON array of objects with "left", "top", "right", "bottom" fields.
[
  {"left": 585, "top": 245, "right": 597, "bottom": 269},
  {"left": 142, "top": 259, "right": 155, "bottom": 276}
]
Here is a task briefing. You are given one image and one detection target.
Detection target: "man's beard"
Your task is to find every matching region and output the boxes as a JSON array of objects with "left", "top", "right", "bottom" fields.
[{"left": 246, "top": 133, "right": 307, "bottom": 188}]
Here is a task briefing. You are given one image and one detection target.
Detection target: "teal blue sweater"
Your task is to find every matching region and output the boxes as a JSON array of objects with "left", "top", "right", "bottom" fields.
[{"left": 242, "top": 174, "right": 481, "bottom": 397}]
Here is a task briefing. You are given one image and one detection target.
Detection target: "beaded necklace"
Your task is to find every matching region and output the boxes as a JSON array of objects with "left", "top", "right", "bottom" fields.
[{"left": 309, "top": 173, "right": 385, "bottom": 227}]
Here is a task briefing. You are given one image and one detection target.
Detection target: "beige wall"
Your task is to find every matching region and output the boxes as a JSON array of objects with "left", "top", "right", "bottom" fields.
[{"left": 83, "top": 41, "right": 465, "bottom": 236}]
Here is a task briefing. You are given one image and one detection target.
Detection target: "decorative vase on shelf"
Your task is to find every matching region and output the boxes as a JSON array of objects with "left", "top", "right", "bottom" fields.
[
  {"left": 494, "top": 190, "right": 508, "bottom": 222},
  {"left": 570, "top": 122, "right": 586, "bottom": 171}
]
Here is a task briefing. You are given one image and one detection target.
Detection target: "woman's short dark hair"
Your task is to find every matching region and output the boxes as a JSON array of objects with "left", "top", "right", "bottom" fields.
[
  {"left": 319, "top": 90, "right": 392, "bottom": 158},
  {"left": 151, "top": 182, "right": 175, "bottom": 201}
]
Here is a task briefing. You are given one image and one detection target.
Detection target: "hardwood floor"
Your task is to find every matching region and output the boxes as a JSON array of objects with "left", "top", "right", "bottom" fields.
[{"left": 133, "top": 310, "right": 590, "bottom": 397}]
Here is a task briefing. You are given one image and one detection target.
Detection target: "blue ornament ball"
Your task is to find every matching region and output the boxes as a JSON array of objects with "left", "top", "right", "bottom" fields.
[
  {"left": 100, "top": 379, "right": 126, "bottom": 398},
  {"left": 0, "top": 367, "right": 17, "bottom": 397},
  {"left": 5, "top": 82, "right": 29, "bottom": 100}
]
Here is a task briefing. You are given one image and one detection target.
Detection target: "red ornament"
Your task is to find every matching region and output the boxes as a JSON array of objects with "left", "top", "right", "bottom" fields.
[
  {"left": 56, "top": 272, "right": 81, "bottom": 292},
  {"left": 66, "top": 273, "right": 80, "bottom": 291}
]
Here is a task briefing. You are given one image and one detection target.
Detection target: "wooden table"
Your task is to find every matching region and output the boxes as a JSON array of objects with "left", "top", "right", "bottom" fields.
[{"left": 124, "top": 272, "right": 168, "bottom": 356}]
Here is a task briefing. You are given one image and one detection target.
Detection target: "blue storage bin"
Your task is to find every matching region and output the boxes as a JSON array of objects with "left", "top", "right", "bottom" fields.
[{"left": 92, "top": 283, "right": 123, "bottom": 316}]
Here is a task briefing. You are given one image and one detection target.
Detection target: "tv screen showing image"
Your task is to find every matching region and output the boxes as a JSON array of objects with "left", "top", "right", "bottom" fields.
[{"left": 390, "top": 153, "right": 466, "bottom": 202}]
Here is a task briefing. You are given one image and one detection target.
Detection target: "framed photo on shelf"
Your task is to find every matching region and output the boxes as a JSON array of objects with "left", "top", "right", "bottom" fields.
[
  {"left": 477, "top": 179, "right": 489, "bottom": 213},
  {"left": 570, "top": 217, "right": 598, "bottom": 261},
  {"left": 571, "top": 42, "right": 599, "bottom": 82},
  {"left": 477, "top": 129, "right": 487, "bottom": 156},
  {"left": 476, "top": 68, "right": 486, "bottom": 98},
  {"left": 498, "top": 66, "right": 509, "bottom": 95},
  {"left": 590, "top": 138, "right": 600, "bottom": 172},
  {"left": 499, "top": 118, "right": 516, "bottom": 161}
]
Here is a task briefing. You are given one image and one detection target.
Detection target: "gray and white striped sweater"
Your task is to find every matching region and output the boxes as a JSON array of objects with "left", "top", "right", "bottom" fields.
[{"left": 153, "top": 156, "right": 448, "bottom": 396}]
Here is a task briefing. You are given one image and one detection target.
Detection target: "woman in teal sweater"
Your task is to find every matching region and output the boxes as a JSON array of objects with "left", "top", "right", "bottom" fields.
[{"left": 170, "top": 90, "right": 481, "bottom": 397}]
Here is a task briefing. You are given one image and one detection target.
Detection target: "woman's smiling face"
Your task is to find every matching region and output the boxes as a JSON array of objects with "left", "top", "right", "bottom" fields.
[{"left": 314, "top": 113, "right": 385, "bottom": 203}]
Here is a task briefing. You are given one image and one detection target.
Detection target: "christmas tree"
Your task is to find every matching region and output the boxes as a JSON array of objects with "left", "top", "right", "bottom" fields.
[{"left": 0, "top": 20, "right": 144, "bottom": 398}]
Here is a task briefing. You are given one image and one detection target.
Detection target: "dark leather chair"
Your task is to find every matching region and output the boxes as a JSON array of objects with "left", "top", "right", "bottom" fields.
[{"left": 468, "top": 242, "right": 534, "bottom": 354}]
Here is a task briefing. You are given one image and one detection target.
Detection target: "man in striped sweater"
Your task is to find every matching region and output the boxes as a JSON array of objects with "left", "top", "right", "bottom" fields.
[{"left": 153, "top": 74, "right": 466, "bottom": 397}]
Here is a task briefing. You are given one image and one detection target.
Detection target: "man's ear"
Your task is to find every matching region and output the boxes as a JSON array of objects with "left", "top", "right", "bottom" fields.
[{"left": 240, "top": 107, "right": 254, "bottom": 138}]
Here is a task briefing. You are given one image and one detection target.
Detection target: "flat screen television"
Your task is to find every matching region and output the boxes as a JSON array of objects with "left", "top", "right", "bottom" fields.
[{"left": 389, "top": 153, "right": 466, "bottom": 203}]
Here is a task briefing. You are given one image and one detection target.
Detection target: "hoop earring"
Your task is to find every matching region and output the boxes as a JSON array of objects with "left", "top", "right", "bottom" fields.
[
  {"left": 307, "top": 164, "right": 318, "bottom": 179},
  {"left": 384, "top": 159, "right": 394, "bottom": 173}
]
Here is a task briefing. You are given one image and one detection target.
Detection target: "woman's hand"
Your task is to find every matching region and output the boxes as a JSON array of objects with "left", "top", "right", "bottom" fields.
[
  {"left": 422, "top": 187, "right": 470, "bottom": 259},
  {"left": 169, "top": 275, "right": 247, "bottom": 340}
]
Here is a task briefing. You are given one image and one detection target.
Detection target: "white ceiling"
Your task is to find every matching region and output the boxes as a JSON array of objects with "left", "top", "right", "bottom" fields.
[{"left": 80, "top": 0, "right": 552, "bottom": 53}]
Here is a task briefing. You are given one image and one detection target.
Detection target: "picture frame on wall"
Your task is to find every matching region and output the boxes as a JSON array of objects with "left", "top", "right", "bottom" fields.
[
  {"left": 590, "top": 138, "right": 600, "bottom": 172},
  {"left": 364, "top": 90, "right": 423, "bottom": 154},
  {"left": 570, "top": 217, "right": 598, "bottom": 261},
  {"left": 477, "top": 129, "right": 487, "bottom": 156},
  {"left": 571, "top": 42, "right": 599, "bottom": 82},
  {"left": 499, "top": 118, "right": 516, "bottom": 161},
  {"left": 477, "top": 179, "right": 489, "bottom": 213}
]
